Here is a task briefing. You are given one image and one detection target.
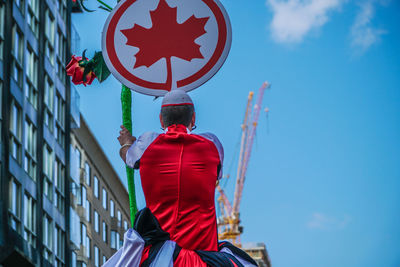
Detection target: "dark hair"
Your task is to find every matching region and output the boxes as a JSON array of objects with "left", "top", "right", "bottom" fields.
[{"left": 161, "top": 105, "right": 194, "bottom": 128}]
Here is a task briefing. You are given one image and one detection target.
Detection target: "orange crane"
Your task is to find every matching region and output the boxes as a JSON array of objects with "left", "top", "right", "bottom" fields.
[{"left": 217, "top": 81, "right": 270, "bottom": 246}]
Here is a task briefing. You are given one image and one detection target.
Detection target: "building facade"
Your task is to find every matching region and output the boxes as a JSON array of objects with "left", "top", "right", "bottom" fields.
[
  {"left": 69, "top": 115, "right": 130, "bottom": 267},
  {"left": 0, "top": 0, "right": 78, "bottom": 266},
  {"left": 243, "top": 243, "right": 271, "bottom": 267}
]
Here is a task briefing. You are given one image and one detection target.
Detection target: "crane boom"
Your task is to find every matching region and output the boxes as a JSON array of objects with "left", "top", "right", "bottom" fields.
[
  {"left": 232, "top": 91, "right": 254, "bottom": 217},
  {"left": 216, "top": 81, "right": 270, "bottom": 246},
  {"left": 233, "top": 82, "right": 270, "bottom": 215},
  {"left": 217, "top": 185, "right": 232, "bottom": 216}
]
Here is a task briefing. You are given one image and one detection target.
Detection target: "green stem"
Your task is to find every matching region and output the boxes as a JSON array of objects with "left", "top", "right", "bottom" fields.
[
  {"left": 96, "top": 0, "right": 113, "bottom": 11},
  {"left": 121, "top": 85, "right": 137, "bottom": 227}
]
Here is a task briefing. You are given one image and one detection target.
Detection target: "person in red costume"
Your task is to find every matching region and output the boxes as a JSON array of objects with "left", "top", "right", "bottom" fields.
[{"left": 108, "top": 90, "right": 257, "bottom": 267}]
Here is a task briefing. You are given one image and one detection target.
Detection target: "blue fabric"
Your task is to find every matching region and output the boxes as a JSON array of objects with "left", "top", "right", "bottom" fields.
[
  {"left": 102, "top": 229, "right": 144, "bottom": 267},
  {"left": 221, "top": 247, "right": 258, "bottom": 267},
  {"left": 219, "top": 242, "right": 258, "bottom": 266},
  {"left": 150, "top": 240, "right": 176, "bottom": 267}
]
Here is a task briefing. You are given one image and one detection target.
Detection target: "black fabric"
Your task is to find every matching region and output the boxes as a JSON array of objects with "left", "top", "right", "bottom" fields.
[
  {"left": 196, "top": 250, "right": 244, "bottom": 267},
  {"left": 219, "top": 242, "right": 259, "bottom": 266},
  {"left": 173, "top": 244, "right": 182, "bottom": 262},
  {"left": 134, "top": 159, "right": 140, "bottom": 169},
  {"left": 217, "top": 163, "right": 221, "bottom": 176},
  {"left": 224, "top": 252, "right": 247, "bottom": 267},
  {"left": 133, "top": 207, "right": 170, "bottom": 246},
  {"left": 141, "top": 241, "right": 166, "bottom": 267},
  {"left": 133, "top": 208, "right": 257, "bottom": 267}
]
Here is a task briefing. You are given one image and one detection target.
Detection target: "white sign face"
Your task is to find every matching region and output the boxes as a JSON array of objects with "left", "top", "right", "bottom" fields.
[{"left": 102, "top": 0, "right": 232, "bottom": 96}]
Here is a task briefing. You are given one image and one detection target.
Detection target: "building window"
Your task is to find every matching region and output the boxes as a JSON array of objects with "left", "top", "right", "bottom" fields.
[
  {"left": 86, "top": 235, "right": 91, "bottom": 259},
  {"left": 27, "top": 0, "right": 39, "bottom": 37},
  {"left": 79, "top": 185, "right": 86, "bottom": 207},
  {"left": 57, "top": 0, "right": 67, "bottom": 22},
  {"left": 12, "top": 24, "right": 24, "bottom": 87},
  {"left": 25, "top": 82, "right": 38, "bottom": 110},
  {"left": 111, "top": 231, "right": 117, "bottom": 249},
  {"left": 55, "top": 93, "right": 65, "bottom": 147},
  {"left": 24, "top": 119, "right": 37, "bottom": 181},
  {"left": 43, "top": 144, "right": 54, "bottom": 201},
  {"left": 56, "top": 29, "right": 66, "bottom": 83},
  {"left": 110, "top": 231, "right": 115, "bottom": 249},
  {"left": 103, "top": 255, "right": 107, "bottom": 265},
  {"left": 72, "top": 252, "right": 77, "bottom": 267},
  {"left": 25, "top": 46, "right": 38, "bottom": 109},
  {"left": 80, "top": 223, "right": 86, "bottom": 246},
  {"left": 94, "top": 246, "right": 99, "bottom": 267},
  {"left": 0, "top": 3, "right": 5, "bottom": 61},
  {"left": 117, "top": 232, "right": 121, "bottom": 249},
  {"left": 82, "top": 187, "right": 87, "bottom": 210},
  {"left": 94, "top": 176, "right": 99, "bottom": 198},
  {"left": 102, "top": 221, "right": 107, "bottom": 243},
  {"left": 44, "top": 76, "right": 54, "bottom": 132},
  {"left": 75, "top": 147, "right": 81, "bottom": 169},
  {"left": 55, "top": 225, "right": 65, "bottom": 266},
  {"left": 102, "top": 188, "right": 107, "bottom": 210},
  {"left": 43, "top": 214, "right": 54, "bottom": 263},
  {"left": 15, "top": 0, "right": 25, "bottom": 14},
  {"left": 110, "top": 199, "right": 114, "bottom": 217},
  {"left": 84, "top": 162, "right": 91, "bottom": 186},
  {"left": 23, "top": 193, "right": 36, "bottom": 248},
  {"left": 25, "top": 80, "right": 38, "bottom": 110},
  {"left": 124, "top": 220, "right": 128, "bottom": 231},
  {"left": 45, "top": 9, "right": 55, "bottom": 65},
  {"left": 80, "top": 225, "right": 90, "bottom": 259},
  {"left": 12, "top": 24, "right": 24, "bottom": 62},
  {"left": 26, "top": 46, "right": 38, "bottom": 84},
  {"left": 75, "top": 183, "right": 81, "bottom": 204},
  {"left": 117, "top": 210, "right": 121, "bottom": 227},
  {"left": 86, "top": 200, "right": 91, "bottom": 222},
  {"left": 8, "top": 177, "right": 21, "bottom": 233},
  {"left": 94, "top": 210, "right": 99, "bottom": 233},
  {"left": 110, "top": 231, "right": 121, "bottom": 250},
  {"left": 10, "top": 100, "right": 22, "bottom": 164},
  {"left": 54, "top": 158, "right": 65, "bottom": 214}
]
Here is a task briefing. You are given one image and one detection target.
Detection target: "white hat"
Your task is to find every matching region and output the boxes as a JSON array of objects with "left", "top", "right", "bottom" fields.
[{"left": 161, "top": 90, "right": 193, "bottom": 107}]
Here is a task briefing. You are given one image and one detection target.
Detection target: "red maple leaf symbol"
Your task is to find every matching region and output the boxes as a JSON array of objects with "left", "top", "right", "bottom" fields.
[{"left": 121, "top": 0, "right": 209, "bottom": 90}]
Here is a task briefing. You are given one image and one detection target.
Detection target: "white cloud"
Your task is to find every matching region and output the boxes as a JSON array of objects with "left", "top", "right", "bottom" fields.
[
  {"left": 267, "top": 0, "right": 343, "bottom": 43},
  {"left": 307, "top": 212, "right": 351, "bottom": 230},
  {"left": 350, "top": 0, "right": 386, "bottom": 53}
]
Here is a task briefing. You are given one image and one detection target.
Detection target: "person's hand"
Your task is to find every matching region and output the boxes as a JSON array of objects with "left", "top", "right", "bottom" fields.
[
  {"left": 117, "top": 125, "right": 136, "bottom": 146},
  {"left": 118, "top": 126, "right": 136, "bottom": 164}
]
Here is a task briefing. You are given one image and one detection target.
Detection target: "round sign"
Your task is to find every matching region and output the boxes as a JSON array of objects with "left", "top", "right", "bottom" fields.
[{"left": 102, "top": 0, "right": 232, "bottom": 96}]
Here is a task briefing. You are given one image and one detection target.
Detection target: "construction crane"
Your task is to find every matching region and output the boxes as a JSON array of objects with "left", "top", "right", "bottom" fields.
[{"left": 217, "top": 81, "right": 270, "bottom": 246}]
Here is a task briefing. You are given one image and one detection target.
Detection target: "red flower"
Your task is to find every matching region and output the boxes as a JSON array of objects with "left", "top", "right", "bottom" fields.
[{"left": 66, "top": 55, "right": 96, "bottom": 86}]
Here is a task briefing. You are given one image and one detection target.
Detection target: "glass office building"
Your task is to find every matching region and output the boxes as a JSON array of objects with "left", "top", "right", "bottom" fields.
[
  {"left": 0, "top": 1, "right": 130, "bottom": 266},
  {"left": 0, "top": 0, "right": 82, "bottom": 266}
]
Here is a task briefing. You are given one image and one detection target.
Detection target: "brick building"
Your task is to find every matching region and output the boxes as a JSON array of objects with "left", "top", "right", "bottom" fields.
[
  {"left": 243, "top": 243, "right": 272, "bottom": 267},
  {"left": 69, "top": 115, "right": 130, "bottom": 267}
]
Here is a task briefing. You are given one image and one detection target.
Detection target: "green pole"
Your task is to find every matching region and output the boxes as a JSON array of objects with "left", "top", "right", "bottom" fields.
[{"left": 121, "top": 85, "right": 137, "bottom": 227}]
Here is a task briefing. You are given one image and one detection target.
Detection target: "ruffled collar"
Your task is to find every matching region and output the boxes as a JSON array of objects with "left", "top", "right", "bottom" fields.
[{"left": 166, "top": 124, "right": 189, "bottom": 134}]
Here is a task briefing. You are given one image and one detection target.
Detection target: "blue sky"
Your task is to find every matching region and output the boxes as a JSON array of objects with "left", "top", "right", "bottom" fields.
[{"left": 72, "top": 0, "right": 400, "bottom": 266}]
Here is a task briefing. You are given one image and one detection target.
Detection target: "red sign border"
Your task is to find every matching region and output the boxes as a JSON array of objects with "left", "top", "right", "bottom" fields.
[{"left": 104, "top": 0, "right": 229, "bottom": 92}]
